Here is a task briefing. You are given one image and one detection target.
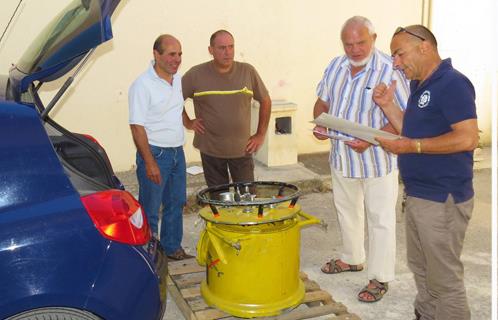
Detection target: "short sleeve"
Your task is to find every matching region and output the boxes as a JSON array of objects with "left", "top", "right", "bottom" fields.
[
  {"left": 181, "top": 69, "right": 195, "bottom": 100},
  {"left": 442, "top": 76, "right": 477, "bottom": 124},
  {"left": 250, "top": 65, "right": 269, "bottom": 102},
  {"left": 128, "top": 80, "right": 150, "bottom": 125},
  {"left": 316, "top": 62, "right": 334, "bottom": 103}
]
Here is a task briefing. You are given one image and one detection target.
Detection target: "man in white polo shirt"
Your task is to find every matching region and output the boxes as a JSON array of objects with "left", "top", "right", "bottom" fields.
[
  {"left": 129, "top": 34, "right": 192, "bottom": 260},
  {"left": 312, "top": 16, "right": 409, "bottom": 302}
]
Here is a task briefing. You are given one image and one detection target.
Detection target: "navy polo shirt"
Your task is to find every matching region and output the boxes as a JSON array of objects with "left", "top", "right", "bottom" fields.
[{"left": 399, "top": 59, "right": 477, "bottom": 203}]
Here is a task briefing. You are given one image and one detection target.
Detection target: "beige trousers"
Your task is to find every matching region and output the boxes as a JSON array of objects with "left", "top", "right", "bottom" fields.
[
  {"left": 330, "top": 168, "right": 398, "bottom": 283},
  {"left": 405, "top": 195, "right": 473, "bottom": 320}
]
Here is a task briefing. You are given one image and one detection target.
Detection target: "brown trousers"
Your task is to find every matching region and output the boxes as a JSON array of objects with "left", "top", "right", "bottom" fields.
[
  {"left": 405, "top": 195, "right": 473, "bottom": 320},
  {"left": 200, "top": 152, "right": 254, "bottom": 188}
]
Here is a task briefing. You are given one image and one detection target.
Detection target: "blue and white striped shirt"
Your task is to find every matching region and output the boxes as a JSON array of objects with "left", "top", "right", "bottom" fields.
[{"left": 316, "top": 48, "right": 409, "bottom": 178}]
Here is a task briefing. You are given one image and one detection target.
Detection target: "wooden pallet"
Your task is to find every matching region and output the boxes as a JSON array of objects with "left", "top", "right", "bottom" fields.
[{"left": 167, "top": 258, "right": 360, "bottom": 320}]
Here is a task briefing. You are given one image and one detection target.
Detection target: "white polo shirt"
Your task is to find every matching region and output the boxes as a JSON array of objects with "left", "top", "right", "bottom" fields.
[{"left": 129, "top": 61, "right": 184, "bottom": 147}]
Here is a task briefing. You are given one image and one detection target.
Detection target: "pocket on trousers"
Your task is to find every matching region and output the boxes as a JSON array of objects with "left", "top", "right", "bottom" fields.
[
  {"left": 456, "top": 197, "right": 474, "bottom": 222},
  {"left": 150, "top": 146, "right": 164, "bottom": 159},
  {"left": 445, "top": 195, "right": 473, "bottom": 230}
]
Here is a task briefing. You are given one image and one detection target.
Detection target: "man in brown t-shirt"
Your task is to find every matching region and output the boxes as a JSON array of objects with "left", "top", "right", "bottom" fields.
[{"left": 182, "top": 30, "right": 272, "bottom": 188}]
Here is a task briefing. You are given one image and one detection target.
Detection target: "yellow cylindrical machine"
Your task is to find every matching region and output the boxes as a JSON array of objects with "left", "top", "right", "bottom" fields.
[{"left": 196, "top": 182, "right": 320, "bottom": 318}]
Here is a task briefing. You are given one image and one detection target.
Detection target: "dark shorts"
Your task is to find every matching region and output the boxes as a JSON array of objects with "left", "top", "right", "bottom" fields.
[{"left": 200, "top": 152, "right": 254, "bottom": 187}]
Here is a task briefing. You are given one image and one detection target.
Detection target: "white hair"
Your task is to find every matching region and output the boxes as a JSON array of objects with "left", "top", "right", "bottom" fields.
[{"left": 341, "top": 16, "right": 375, "bottom": 36}]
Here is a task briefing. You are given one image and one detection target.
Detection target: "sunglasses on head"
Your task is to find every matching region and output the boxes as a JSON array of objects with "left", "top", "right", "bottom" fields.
[{"left": 394, "top": 27, "right": 426, "bottom": 41}]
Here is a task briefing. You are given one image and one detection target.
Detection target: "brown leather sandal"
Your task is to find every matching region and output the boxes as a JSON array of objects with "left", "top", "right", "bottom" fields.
[
  {"left": 358, "top": 279, "right": 388, "bottom": 303},
  {"left": 320, "top": 258, "right": 364, "bottom": 274}
]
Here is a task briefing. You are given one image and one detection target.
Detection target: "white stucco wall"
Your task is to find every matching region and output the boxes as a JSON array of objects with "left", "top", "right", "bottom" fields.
[
  {"left": 430, "top": 0, "right": 497, "bottom": 146},
  {"left": 6, "top": 0, "right": 492, "bottom": 172}
]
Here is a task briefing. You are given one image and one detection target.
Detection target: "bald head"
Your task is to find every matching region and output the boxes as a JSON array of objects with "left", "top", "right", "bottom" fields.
[
  {"left": 390, "top": 25, "right": 441, "bottom": 81},
  {"left": 394, "top": 25, "right": 438, "bottom": 48},
  {"left": 341, "top": 16, "right": 375, "bottom": 39},
  {"left": 153, "top": 34, "right": 180, "bottom": 54},
  {"left": 210, "top": 30, "right": 234, "bottom": 46}
]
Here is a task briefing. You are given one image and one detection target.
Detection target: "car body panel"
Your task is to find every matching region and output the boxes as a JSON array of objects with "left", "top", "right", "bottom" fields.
[
  {"left": 0, "top": 101, "right": 167, "bottom": 320},
  {"left": 84, "top": 241, "right": 168, "bottom": 319},
  {"left": 10, "top": 0, "right": 120, "bottom": 97},
  {"left": 0, "top": 0, "right": 168, "bottom": 319},
  {"left": 0, "top": 101, "right": 75, "bottom": 211},
  {"left": 0, "top": 100, "right": 104, "bottom": 316}
]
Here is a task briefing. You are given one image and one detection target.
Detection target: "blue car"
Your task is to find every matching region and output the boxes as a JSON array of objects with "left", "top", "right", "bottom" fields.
[{"left": 0, "top": 1, "right": 168, "bottom": 319}]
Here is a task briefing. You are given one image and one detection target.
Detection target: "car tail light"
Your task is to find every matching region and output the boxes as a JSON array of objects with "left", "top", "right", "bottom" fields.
[
  {"left": 80, "top": 134, "right": 102, "bottom": 147},
  {"left": 81, "top": 190, "right": 151, "bottom": 245}
]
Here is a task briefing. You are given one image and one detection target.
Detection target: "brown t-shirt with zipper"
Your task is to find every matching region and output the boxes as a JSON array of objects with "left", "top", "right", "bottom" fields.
[{"left": 182, "top": 61, "right": 269, "bottom": 158}]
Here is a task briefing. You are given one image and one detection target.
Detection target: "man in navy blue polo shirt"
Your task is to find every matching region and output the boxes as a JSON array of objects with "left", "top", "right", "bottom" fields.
[{"left": 372, "top": 25, "right": 478, "bottom": 320}]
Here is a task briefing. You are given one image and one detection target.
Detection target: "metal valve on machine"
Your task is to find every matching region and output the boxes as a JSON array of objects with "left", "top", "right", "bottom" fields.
[{"left": 195, "top": 181, "right": 323, "bottom": 318}]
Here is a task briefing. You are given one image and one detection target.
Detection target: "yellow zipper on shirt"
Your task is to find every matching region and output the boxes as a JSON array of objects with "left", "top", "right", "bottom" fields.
[{"left": 193, "top": 87, "right": 253, "bottom": 97}]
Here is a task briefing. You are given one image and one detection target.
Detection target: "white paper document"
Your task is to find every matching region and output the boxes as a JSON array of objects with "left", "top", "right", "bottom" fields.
[
  {"left": 186, "top": 165, "right": 204, "bottom": 175},
  {"left": 311, "top": 129, "right": 354, "bottom": 142},
  {"left": 312, "top": 113, "right": 400, "bottom": 145}
]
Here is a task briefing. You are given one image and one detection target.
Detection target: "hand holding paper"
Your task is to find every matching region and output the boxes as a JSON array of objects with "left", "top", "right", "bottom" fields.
[
  {"left": 344, "top": 138, "right": 370, "bottom": 153},
  {"left": 311, "top": 113, "right": 400, "bottom": 145},
  {"left": 311, "top": 128, "right": 354, "bottom": 141}
]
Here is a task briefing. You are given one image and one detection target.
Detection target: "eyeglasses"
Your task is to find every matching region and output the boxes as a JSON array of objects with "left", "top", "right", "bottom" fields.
[{"left": 394, "top": 27, "right": 426, "bottom": 41}]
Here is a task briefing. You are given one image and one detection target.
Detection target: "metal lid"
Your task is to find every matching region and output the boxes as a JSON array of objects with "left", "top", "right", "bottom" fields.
[
  {"left": 199, "top": 201, "right": 301, "bottom": 225},
  {"left": 196, "top": 181, "right": 301, "bottom": 225}
]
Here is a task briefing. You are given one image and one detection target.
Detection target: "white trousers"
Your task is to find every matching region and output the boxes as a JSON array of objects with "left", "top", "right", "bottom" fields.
[{"left": 331, "top": 167, "right": 398, "bottom": 282}]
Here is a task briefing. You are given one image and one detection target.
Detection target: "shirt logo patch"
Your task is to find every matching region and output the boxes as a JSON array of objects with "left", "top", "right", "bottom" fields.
[{"left": 418, "top": 90, "right": 431, "bottom": 108}]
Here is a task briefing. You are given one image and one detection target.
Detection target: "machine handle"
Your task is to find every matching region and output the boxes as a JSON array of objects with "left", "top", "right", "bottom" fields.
[
  {"left": 296, "top": 210, "right": 322, "bottom": 229},
  {"left": 203, "top": 224, "right": 243, "bottom": 265},
  {"left": 196, "top": 230, "right": 209, "bottom": 266},
  {"left": 206, "top": 231, "right": 228, "bottom": 264},
  {"left": 207, "top": 225, "right": 242, "bottom": 250}
]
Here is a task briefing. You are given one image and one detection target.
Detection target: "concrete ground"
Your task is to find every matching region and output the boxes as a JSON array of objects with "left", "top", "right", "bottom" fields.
[{"left": 116, "top": 147, "right": 492, "bottom": 320}]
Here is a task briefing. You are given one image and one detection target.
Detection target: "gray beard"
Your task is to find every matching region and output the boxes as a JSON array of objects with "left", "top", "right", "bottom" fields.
[{"left": 348, "top": 49, "right": 374, "bottom": 67}]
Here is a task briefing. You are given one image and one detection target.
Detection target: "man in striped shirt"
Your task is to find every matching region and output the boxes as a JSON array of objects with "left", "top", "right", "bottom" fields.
[{"left": 313, "top": 16, "right": 409, "bottom": 302}]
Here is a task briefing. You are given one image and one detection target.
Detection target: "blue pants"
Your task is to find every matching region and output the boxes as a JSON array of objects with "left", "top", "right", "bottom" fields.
[{"left": 136, "top": 145, "right": 186, "bottom": 255}]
